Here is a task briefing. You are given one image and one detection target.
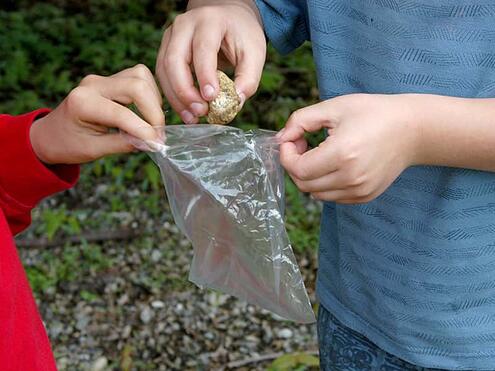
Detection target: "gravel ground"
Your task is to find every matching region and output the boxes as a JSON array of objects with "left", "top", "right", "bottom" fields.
[{"left": 17, "top": 182, "right": 320, "bottom": 370}]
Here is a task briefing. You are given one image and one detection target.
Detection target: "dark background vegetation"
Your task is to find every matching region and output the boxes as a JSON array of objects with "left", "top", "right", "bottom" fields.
[{"left": 1, "top": 1, "right": 322, "bottom": 370}]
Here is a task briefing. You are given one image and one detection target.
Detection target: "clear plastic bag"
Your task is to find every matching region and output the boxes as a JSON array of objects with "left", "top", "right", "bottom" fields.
[{"left": 131, "top": 125, "right": 315, "bottom": 323}]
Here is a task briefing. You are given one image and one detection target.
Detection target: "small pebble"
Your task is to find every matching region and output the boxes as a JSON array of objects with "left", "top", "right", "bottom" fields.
[
  {"left": 151, "top": 300, "right": 165, "bottom": 309},
  {"left": 91, "top": 356, "right": 108, "bottom": 371},
  {"left": 277, "top": 328, "right": 294, "bottom": 339},
  {"left": 140, "top": 306, "right": 154, "bottom": 324},
  {"left": 151, "top": 250, "right": 162, "bottom": 262}
]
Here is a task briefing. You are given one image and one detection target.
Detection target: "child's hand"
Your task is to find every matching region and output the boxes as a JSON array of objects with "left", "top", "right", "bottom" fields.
[
  {"left": 155, "top": 0, "right": 266, "bottom": 124},
  {"left": 30, "top": 65, "right": 165, "bottom": 165},
  {"left": 277, "top": 94, "right": 420, "bottom": 204}
]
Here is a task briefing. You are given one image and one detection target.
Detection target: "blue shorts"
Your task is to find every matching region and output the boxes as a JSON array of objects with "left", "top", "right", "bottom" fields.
[{"left": 317, "top": 305, "right": 459, "bottom": 371}]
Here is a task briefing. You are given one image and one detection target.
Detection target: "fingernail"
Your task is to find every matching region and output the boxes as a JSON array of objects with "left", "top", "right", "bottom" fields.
[
  {"left": 180, "top": 110, "right": 194, "bottom": 124},
  {"left": 202, "top": 84, "right": 215, "bottom": 100},
  {"left": 190, "top": 102, "right": 206, "bottom": 116}
]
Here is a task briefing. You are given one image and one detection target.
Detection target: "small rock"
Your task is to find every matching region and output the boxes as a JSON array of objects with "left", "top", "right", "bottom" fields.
[
  {"left": 277, "top": 328, "right": 293, "bottom": 339},
  {"left": 57, "top": 357, "right": 69, "bottom": 369},
  {"left": 151, "top": 249, "right": 162, "bottom": 262},
  {"left": 122, "top": 325, "right": 132, "bottom": 338},
  {"left": 91, "top": 356, "right": 108, "bottom": 371},
  {"left": 75, "top": 314, "right": 90, "bottom": 331},
  {"left": 140, "top": 306, "right": 154, "bottom": 324},
  {"left": 271, "top": 312, "right": 287, "bottom": 321},
  {"left": 207, "top": 70, "right": 241, "bottom": 125},
  {"left": 117, "top": 294, "right": 129, "bottom": 306},
  {"left": 175, "top": 303, "right": 184, "bottom": 313},
  {"left": 151, "top": 300, "right": 165, "bottom": 309},
  {"left": 49, "top": 321, "right": 64, "bottom": 338},
  {"left": 95, "top": 184, "right": 109, "bottom": 194},
  {"left": 204, "top": 332, "right": 215, "bottom": 340}
]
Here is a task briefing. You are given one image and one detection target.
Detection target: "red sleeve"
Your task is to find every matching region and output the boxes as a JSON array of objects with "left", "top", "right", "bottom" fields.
[{"left": 0, "top": 109, "right": 79, "bottom": 235}]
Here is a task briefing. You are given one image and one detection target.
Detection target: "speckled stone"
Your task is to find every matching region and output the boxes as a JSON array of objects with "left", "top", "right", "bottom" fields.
[{"left": 207, "top": 71, "right": 241, "bottom": 125}]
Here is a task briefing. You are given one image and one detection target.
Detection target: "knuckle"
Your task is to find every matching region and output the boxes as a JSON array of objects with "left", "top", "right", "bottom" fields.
[
  {"left": 66, "top": 87, "right": 88, "bottom": 113},
  {"left": 288, "top": 110, "right": 302, "bottom": 123},
  {"left": 295, "top": 180, "right": 309, "bottom": 193},
  {"left": 79, "top": 74, "right": 99, "bottom": 86},
  {"left": 172, "top": 13, "right": 185, "bottom": 26},
  {"left": 132, "top": 63, "right": 151, "bottom": 79},
  {"left": 175, "top": 87, "right": 191, "bottom": 102},
  {"left": 293, "top": 166, "right": 311, "bottom": 181},
  {"left": 349, "top": 172, "right": 367, "bottom": 187},
  {"left": 343, "top": 147, "right": 359, "bottom": 163},
  {"left": 355, "top": 185, "right": 373, "bottom": 199},
  {"left": 163, "top": 53, "right": 179, "bottom": 70}
]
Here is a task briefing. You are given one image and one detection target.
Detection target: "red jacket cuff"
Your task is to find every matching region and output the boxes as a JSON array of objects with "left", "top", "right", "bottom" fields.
[{"left": 0, "top": 109, "right": 79, "bottom": 208}]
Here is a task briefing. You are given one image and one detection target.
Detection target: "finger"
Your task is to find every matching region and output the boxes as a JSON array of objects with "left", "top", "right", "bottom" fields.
[
  {"left": 234, "top": 43, "right": 265, "bottom": 105},
  {"left": 111, "top": 64, "right": 163, "bottom": 109},
  {"left": 293, "top": 137, "right": 308, "bottom": 153},
  {"left": 293, "top": 170, "right": 356, "bottom": 193},
  {"left": 92, "top": 133, "right": 136, "bottom": 158},
  {"left": 192, "top": 22, "right": 222, "bottom": 103},
  {"left": 163, "top": 18, "right": 206, "bottom": 116},
  {"left": 277, "top": 102, "right": 336, "bottom": 142},
  {"left": 161, "top": 72, "right": 198, "bottom": 124},
  {"left": 311, "top": 190, "right": 368, "bottom": 204},
  {"left": 74, "top": 89, "right": 159, "bottom": 142},
  {"left": 156, "top": 27, "right": 173, "bottom": 94},
  {"left": 280, "top": 139, "right": 339, "bottom": 181},
  {"left": 156, "top": 30, "right": 197, "bottom": 123},
  {"left": 95, "top": 77, "right": 165, "bottom": 128}
]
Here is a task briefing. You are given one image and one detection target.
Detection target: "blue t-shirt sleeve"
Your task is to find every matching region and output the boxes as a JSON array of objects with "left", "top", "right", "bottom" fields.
[{"left": 254, "top": 0, "right": 309, "bottom": 54}]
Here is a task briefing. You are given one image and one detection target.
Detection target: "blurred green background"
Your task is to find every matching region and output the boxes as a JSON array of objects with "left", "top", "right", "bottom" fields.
[{"left": 1, "top": 1, "right": 322, "bottom": 370}]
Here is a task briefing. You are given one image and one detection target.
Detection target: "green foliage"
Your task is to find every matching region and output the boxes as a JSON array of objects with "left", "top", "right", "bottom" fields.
[
  {"left": 80, "top": 289, "right": 99, "bottom": 302},
  {"left": 285, "top": 178, "right": 321, "bottom": 253},
  {"left": 25, "top": 244, "right": 113, "bottom": 292},
  {"left": 39, "top": 206, "right": 81, "bottom": 240},
  {"left": 268, "top": 352, "right": 320, "bottom": 371},
  {"left": 0, "top": 1, "right": 175, "bottom": 115}
]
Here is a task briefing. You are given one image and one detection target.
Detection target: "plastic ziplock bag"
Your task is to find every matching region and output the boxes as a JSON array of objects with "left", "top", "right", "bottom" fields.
[{"left": 132, "top": 125, "right": 315, "bottom": 323}]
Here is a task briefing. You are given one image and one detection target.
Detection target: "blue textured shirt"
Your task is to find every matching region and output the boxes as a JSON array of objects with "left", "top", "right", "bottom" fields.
[{"left": 255, "top": 1, "right": 495, "bottom": 369}]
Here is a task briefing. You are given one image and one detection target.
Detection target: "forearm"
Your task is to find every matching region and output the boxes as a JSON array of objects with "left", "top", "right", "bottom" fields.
[{"left": 408, "top": 94, "right": 495, "bottom": 172}]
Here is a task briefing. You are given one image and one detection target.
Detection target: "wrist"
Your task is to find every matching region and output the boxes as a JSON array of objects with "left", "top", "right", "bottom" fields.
[
  {"left": 30, "top": 116, "right": 55, "bottom": 165},
  {"left": 187, "top": 0, "right": 262, "bottom": 24},
  {"left": 396, "top": 94, "right": 431, "bottom": 167}
]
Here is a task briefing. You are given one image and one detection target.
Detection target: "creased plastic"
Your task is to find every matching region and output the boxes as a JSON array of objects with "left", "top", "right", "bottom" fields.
[{"left": 131, "top": 125, "right": 315, "bottom": 323}]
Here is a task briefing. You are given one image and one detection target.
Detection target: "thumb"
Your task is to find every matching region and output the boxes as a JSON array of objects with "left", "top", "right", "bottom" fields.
[
  {"left": 279, "top": 141, "right": 302, "bottom": 173},
  {"left": 276, "top": 101, "right": 335, "bottom": 143}
]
